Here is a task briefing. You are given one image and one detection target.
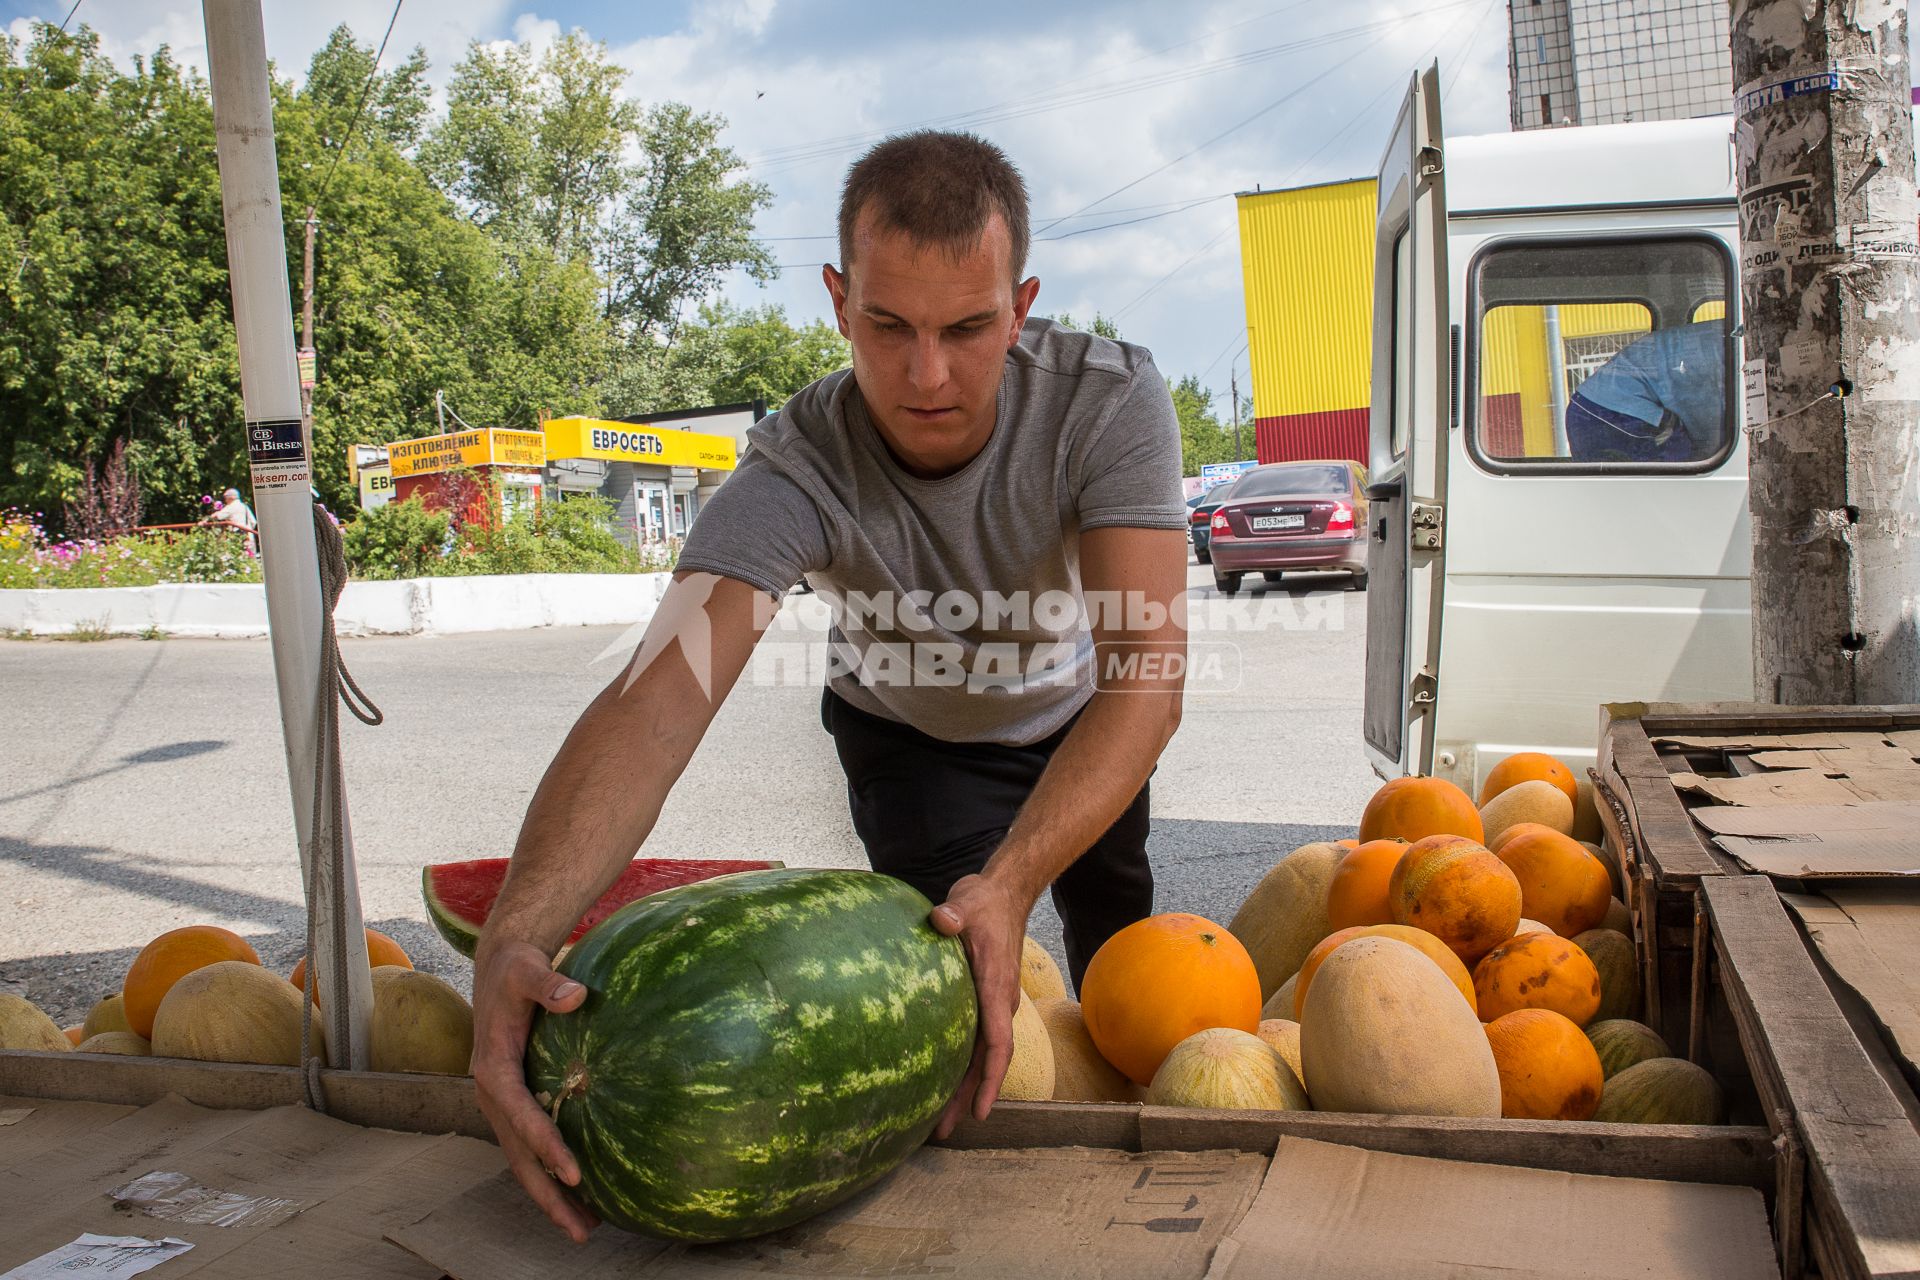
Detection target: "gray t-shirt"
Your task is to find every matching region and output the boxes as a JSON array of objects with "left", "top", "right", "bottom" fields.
[{"left": 676, "top": 317, "right": 1185, "bottom": 746}]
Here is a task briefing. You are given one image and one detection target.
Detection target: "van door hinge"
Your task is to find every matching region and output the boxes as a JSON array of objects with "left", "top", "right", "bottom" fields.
[
  {"left": 1417, "top": 145, "right": 1444, "bottom": 182},
  {"left": 1410, "top": 501, "right": 1444, "bottom": 550},
  {"left": 1409, "top": 671, "right": 1437, "bottom": 708}
]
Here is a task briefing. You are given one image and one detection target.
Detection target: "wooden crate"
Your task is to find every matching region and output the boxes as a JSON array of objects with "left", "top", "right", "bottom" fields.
[{"left": 1595, "top": 701, "right": 1920, "bottom": 1280}]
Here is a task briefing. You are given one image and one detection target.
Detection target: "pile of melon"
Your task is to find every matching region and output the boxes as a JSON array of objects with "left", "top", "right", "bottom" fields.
[
  {"left": 1000, "top": 753, "right": 1723, "bottom": 1126},
  {"left": 0, "top": 924, "right": 474, "bottom": 1076}
]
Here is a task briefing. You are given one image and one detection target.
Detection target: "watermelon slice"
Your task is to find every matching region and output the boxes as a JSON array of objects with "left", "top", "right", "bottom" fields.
[{"left": 422, "top": 857, "right": 782, "bottom": 958}]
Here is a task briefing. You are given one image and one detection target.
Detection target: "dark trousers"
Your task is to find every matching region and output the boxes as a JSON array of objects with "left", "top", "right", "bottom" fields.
[{"left": 821, "top": 687, "right": 1154, "bottom": 991}]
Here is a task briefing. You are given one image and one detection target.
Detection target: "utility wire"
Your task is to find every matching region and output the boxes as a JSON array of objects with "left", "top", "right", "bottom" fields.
[
  {"left": 311, "top": 0, "right": 405, "bottom": 213},
  {"left": 56, "top": 0, "right": 83, "bottom": 32}
]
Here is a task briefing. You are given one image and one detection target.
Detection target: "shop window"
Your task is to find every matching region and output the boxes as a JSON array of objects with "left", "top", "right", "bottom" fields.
[{"left": 1469, "top": 235, "right": 1735, "bottom": 473}]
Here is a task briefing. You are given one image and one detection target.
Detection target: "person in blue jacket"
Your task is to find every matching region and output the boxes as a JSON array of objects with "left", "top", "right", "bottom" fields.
[{"left": 1565, "top": 320, "right": 1728, "bottom": 463}]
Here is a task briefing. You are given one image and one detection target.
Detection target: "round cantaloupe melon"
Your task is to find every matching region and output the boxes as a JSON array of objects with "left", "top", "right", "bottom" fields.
[
  {"left": 76, "top": 1031, "right": 151, "bottom": 1056},
  {"left": 0, "top": 994, "right": 70, "bottom": 1052},
  {"left": 1572, "top": 775, "right": 1604, "bottom": 844},
  {"left": 1389, "top": 837, "right": 1522, "bottom": 964},
  {"left": 1255, "top": 1018, "right": 1304, "bottom": 1092},
  {"left": 1227, "top": 842, "right": 1343, "bottom": 1001},
  {"left": 1602, "top": 896, "right": 1632, "bottom": 937},
  {"left": 1036, "top": 999, "right": 1132, "bottom": 1103},
  {"left": 1585, "top": 1019, "right": 1671, "bottom": 1080},
  {"left": 1149, "top": 1028, "right": 1308, "bottom": 1111},
  {"left": 1579, "top": 840, "right": 1626, "bottom": 901},
  {"left": 1299, "top": 937, "right": 1501, "bottom": 1118},
  {"left": 151, "top": 960, "right": 313, "bottom": 1066},
  {"left": 1593, "top": 1057, "right": 1723, "bottom": 1125},
  {"left": 1485, "top": 1009, "right": 1603, "bottom": 1121},
  {"left": 368, "top": 967, "right": 472, "bottom": 1076},
  {"left": 83, "top": 994, "right": 132, "bottom": 1040},
  {"left": 1473, "top": 932, "right": 1603, "bottom": 1026},
  {"left": 1020, "top": 936, "right": 1067, "bottom": 1003},
  {"left": 1481, "top": 780, "right": 1575, "bottom": 847},
  {"left": 1572, "top": 928, "right": 1638, "bottom": 1021}
]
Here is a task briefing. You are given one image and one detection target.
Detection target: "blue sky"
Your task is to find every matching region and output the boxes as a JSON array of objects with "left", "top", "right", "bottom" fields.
[{"left": 5, "top": 0, "right": 1517, "bottom": 415}]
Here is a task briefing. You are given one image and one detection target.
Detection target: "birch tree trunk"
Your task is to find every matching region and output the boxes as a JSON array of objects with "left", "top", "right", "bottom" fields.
[{"left": 1731, "top": 0, "right": 1920, "bottom": 705}]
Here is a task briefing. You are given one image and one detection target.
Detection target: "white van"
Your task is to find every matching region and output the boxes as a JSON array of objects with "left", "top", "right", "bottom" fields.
[{"left": 1363, "top": 67, "right": 1752, "bottom": 792}]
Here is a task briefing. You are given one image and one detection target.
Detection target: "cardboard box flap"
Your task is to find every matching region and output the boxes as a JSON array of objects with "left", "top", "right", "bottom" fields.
[
  {"left": 1689, "top": 802, "right": 1920, "bottom": 837},
  {"left": 390, "top": 1146, "right": 1268, "bottom": 1280},
  {"left": 1652, "top": 731, "right": 1850, "bottom": 750},
  {"left": 1783, "top": 886, "right": 1920, "bottom": 1079},
  {"left": 1711, "top": 835, "right": 1920, "bottom": 879},
  {"left": 1207, "top": 1136, "right": 1777, "bottom": 1280},
  {"left": 1748, "top": 746, "right": 1920, "bottom": 772},
  {"left": 1671, "top": 770, "right": 1863, "bottom": 807},
  {"left": 0, "top": 1094, "right": 501, "bottom": 1279}
]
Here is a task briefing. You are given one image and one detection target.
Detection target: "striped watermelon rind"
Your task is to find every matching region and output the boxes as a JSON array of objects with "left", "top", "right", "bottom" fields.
[
  {"left": 526, "top": 868, "right": 976, "bottom": 1242},
  {"left": 420, "top": 857, "right": 780, "bottom": 958}
]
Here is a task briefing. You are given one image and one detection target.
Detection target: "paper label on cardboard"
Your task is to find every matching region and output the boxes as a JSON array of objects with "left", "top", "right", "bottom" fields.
[
  {"left": 109, "top": 1170, "right": 307, "bottom": 1229},
  {"left": 0, "top": 1107, "right": 31, "bottom": 1127},
  {"left": 0, "top": 1233, "right": 193, "bottom": 1279}
]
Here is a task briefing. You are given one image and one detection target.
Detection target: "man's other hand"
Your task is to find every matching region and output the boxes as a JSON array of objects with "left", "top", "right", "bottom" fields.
[
  {"left": 471, "top": 940, "right": 599, "bottom": 1243},
  {"left": 928, "top": 873, "right": 1027, "bottom": 1138}
]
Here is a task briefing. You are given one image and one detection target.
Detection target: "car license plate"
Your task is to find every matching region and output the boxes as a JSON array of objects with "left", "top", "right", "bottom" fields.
[{"left": 1252, "top": 514, "right": 1305, "bottom": 531}]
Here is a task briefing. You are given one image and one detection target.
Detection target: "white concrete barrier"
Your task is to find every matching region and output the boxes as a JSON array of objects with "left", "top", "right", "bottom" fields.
[{"left": 0, "top": 572, "right": 673, "bottom": 638}]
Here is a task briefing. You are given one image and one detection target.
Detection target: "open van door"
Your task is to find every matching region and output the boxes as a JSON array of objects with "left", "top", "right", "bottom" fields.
[{"left": 1363, "top": 65, "right": 1450, "bottom": 779}]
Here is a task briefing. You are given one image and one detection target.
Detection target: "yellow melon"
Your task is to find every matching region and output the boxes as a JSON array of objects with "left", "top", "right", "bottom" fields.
[
  {"left": 1148, "top": 1028, "right": 1308, "bottom": 1111},
  {"left": 1020, "top": 936, "right": 1067, "bottom": 1002},
  {"left": 1261, "top": 973, "right": 1299, "bottom": 1021},
  {"left": 1299, "top": 937, "right": 1501, "bottom": 1118},
  {"left": 1036, "top": 998, "right": 1132, "bottom": 1103},
  {"left": 1228, "top": 842, "right": 1344, "bottom": 1000},
  {"left": 369, "top": 967, "right": 472, "bottom": 1076},
  {"left": 1000, "top": 992, "right": 1056, "bottom": 1101},
  {"left": 0, "top": 994, "right": 70, "bottom": 1052},
  {"left": 1255, "top": 1018, "right": 1304, "bottom": 1090},
  {"left": 82, "top": 994, "right": 132, "bottom": 1040},
  {"left": 76, "top": 1031, "right": 151, "bottom": 1056},
  {"left": 151, "top": 960, "right": 314, "bottom": 1066},
  {"left": 1480, "top": 780, "right": 1574, "bottom": 846}
]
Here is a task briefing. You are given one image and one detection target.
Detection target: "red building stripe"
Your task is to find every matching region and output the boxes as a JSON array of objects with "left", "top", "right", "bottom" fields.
[{"left": 1253, "top": 407, "right": 1369, "bottom": 466}]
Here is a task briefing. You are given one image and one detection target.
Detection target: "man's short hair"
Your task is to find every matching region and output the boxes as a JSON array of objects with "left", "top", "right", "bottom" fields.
[{"left": 837, "top": 130, "right": 1031, "bottom": 283}]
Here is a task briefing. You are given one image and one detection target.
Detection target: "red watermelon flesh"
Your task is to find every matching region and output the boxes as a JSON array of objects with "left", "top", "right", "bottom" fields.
[{"left": 423, "top": 857, "right": 781, "bottom": 958}]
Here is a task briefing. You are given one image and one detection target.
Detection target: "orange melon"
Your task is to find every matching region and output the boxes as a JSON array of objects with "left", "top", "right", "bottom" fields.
[
  {"left": 1495, "top": 827, "right": 1612, "bottom": 937},
  {"left": 1325, "top": 838, "right": 1409, "bottom": 931},
  {"left": 1479, "top": 752, "right": 1578, "bottom": 807},
  {"left": 288, "top": 928, "right": 414, "bottom": 1005},
  {"left": 123, "top": 925, "right": 261, "bottom": 1040},
  {"left": 1473, "top": 932, "right": 1603, "bottom": 1026},
  {"left": 1082, "top": 914, "right": 1261, "bottom": 1086},
  {"left": 1293, "top": 923, "right": 1476, "bottom": 1019},
  {"left": 1485, "top": 1008, "right": 1604, "bottom": 1120},
  {"left": 1388, "top": 836, "right": 1522, "bottom": 964},
  {"left": 1360, "top": 776, "right": 1484, "bottom": 845}
]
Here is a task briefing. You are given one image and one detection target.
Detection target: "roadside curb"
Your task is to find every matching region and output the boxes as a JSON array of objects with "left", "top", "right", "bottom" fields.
[{"left": 0, "top": 571, "right": 674, "bottom": 638}]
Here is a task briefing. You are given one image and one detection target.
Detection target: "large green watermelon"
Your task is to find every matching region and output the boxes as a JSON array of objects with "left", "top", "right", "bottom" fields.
[{"left": 526, "top": 868, "right": 976, "bottom": 1242}]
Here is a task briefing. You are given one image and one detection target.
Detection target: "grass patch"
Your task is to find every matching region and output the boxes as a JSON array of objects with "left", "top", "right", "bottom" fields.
[{"left": 56, "top": 617, "right": 114, "bottom": 642}]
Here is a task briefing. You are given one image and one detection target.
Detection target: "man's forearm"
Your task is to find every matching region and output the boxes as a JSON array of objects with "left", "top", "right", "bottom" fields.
[{"left": 981, "top": 689, "right": 1181, "bottom": 907}]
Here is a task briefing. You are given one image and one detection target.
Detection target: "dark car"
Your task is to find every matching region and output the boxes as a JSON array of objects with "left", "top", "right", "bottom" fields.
[
  {"left": 1187, "top": 492, "right": 1227, "bottom": 563},
  {"left": 1205, "top": 460, "right": 1369, "bottom": 594}
]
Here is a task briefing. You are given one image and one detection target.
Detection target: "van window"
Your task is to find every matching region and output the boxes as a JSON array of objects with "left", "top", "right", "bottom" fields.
[
  {"left": 1390, "top": 229, "right": 1414, "bottom": 459},
  {"left": 1469, "top": 236, "right": 1735, "bottom": 472}
]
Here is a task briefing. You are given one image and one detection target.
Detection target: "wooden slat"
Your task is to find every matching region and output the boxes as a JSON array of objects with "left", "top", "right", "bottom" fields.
[
  {"left": 938, "top": 1100, "right": 1143, "bottom": 1151},
  {"left": 1703, "top": 876, "right": 1920, "bottom": 1280},
  {"left": 1636, "top": 704, "right": 1920, "bottom": 734},
  {"left": 0, "top": 1052, "right": 490, "bottom": 1140}
]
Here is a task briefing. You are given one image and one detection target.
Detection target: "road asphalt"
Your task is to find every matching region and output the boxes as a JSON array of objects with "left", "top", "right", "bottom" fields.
[{"left": 0, "top": 562, "right": 1379, "bottom": 1024}]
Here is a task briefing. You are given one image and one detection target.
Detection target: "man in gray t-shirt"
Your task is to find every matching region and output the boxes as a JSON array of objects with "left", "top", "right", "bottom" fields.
[{"left": 471, "top": 131, "right": 1188, "bottom": 1241}]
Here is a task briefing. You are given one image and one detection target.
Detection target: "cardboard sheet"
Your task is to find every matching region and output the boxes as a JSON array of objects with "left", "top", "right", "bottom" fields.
[
  {"left": 1652, "top": 731, "right": 1850, "bottom": 751},
  {"left": 391, "top": 1146, "right": 1268, "bottom": 1280},
  {"left": 0, "top": 1094, "right": 504, "bottom": 1278},
  {"left": 1671, "top": 770, "right": 1864, "bottom": 807},
  {"left": 1685, "top": 802, "right": 1920, "bottom": 877},
  {"left": 1748, "top": 746, "right": 1920, "bottom": 773},
  {"left": 0, "top": 1095, "right": 135, "bottom": 1173},
  {"left": 1784, "top": 886, "right": 1920, "bottom": 1079},
  {"left": 1207, "top": 1136, "right": 1778, "bottom": 1280}
]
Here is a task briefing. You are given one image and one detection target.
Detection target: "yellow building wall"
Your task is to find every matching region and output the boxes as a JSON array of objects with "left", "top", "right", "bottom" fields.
[{"left": 1236, "top": 179, "right": 1377, "bottom": 419}]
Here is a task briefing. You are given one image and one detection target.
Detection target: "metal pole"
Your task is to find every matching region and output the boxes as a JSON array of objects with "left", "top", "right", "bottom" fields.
[
  {"left": 203, "top": 0, "right": 373, "bottom": 1068},
  {"left": 435, "top": 389, "right": 445, "bottom": 433},
  {"left": 1231, "top": 369, "right": 1242, "bottom": 461},
  {"left": 299, "top": 207, "right": 316, "bottom": 439},
  {"left": 1543, "top": 305, "right": 1569, "bottom": 457}
]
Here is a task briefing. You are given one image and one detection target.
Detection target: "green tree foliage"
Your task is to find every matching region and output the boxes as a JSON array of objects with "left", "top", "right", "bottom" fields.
[
  {"left": 1049, "top": 312, "right": 1122, "bottom": 339},
  {"left": 1171, "top": 374, "right": 1239, "bottom": 476}
]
